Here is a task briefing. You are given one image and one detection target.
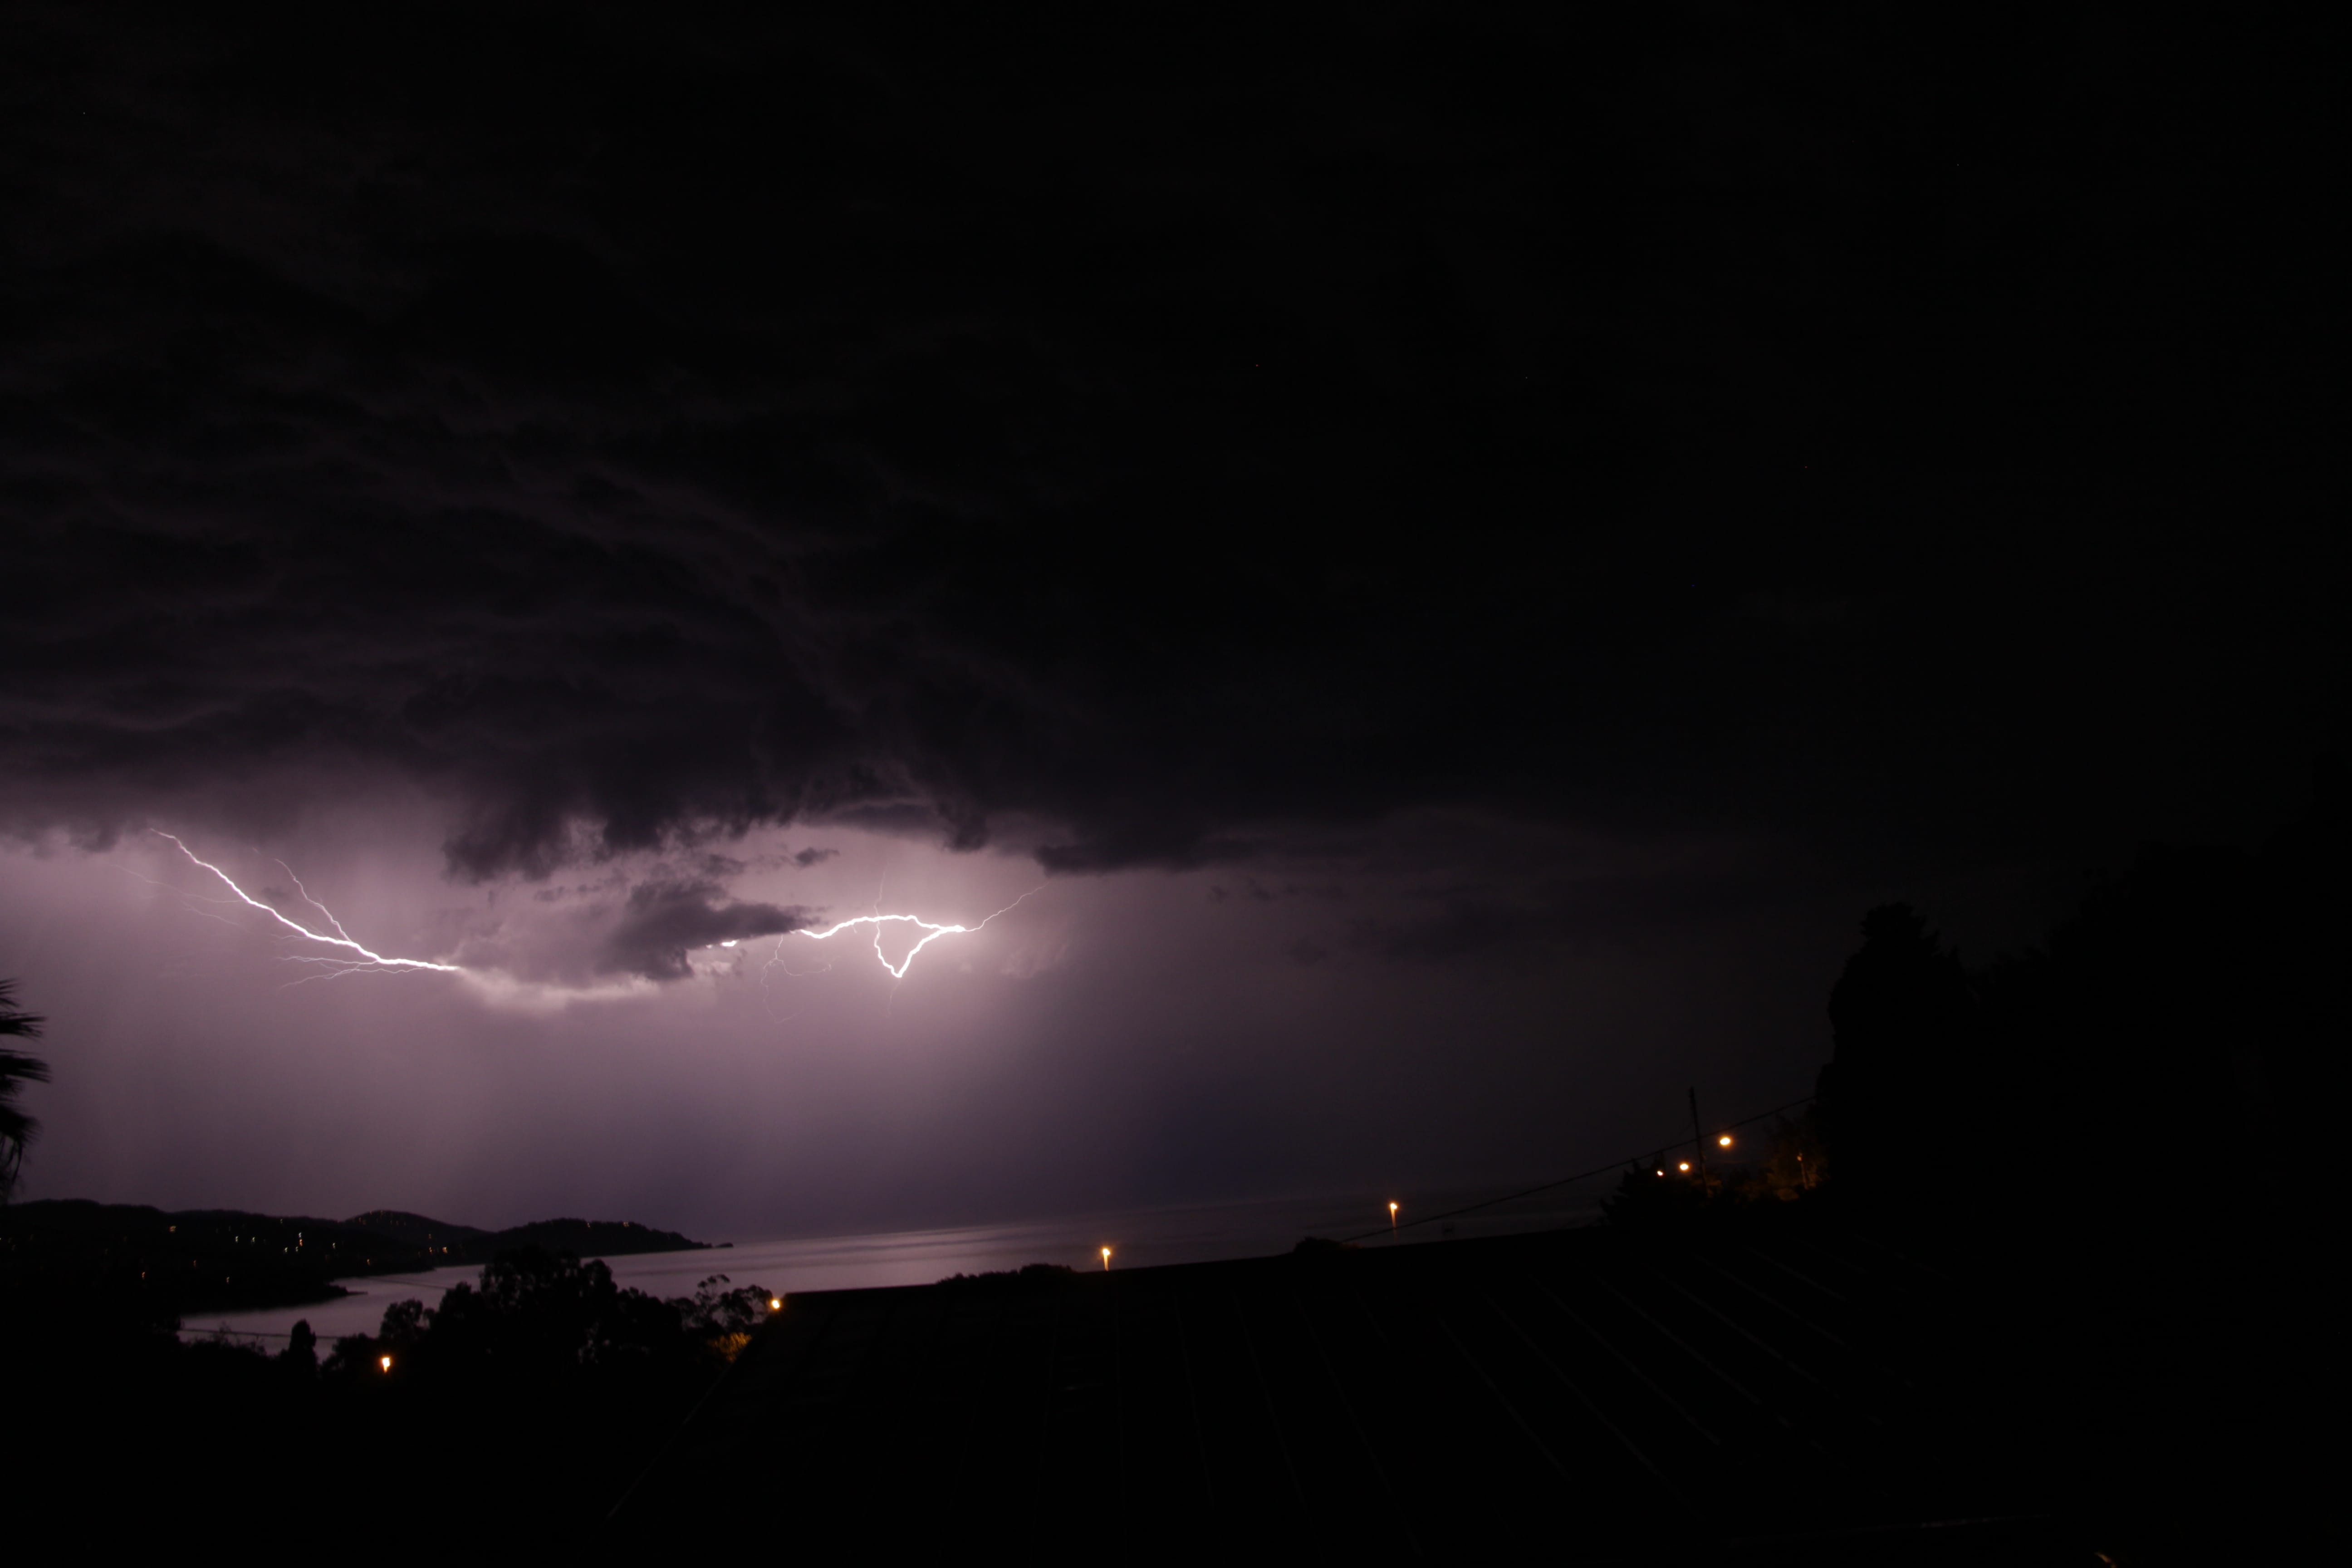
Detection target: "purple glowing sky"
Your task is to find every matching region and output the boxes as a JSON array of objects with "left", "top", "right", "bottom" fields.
[
  {"left": 1, "top": 807, "right": 1925, "bottom": 1236},
  {"left": 1, "top": 8, "right": 2337, "bottom": 1240}
]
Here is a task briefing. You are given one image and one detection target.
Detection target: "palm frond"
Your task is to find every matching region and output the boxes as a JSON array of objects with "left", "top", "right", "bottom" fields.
[
  {"left": 0, "top": 1047, "right": 51, "bottom": 1090},
  {"left": 0, "top": 977, "right": 44, "bottom": 1039}
]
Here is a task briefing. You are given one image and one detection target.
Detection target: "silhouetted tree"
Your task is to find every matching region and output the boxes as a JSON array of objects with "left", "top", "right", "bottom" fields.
[
  {"left": 407, "top": 1248, "right": 647, "bottom": 1377},
  {"left": 675, "top": 1273, "right": 773, "bottom": 1359},
  {"left": 319, "top": 1249, "right": 777, "bottom": 1389},
  {"left": 281, "top": 1318, "right": 318, "bottom": 1375},
  {"left": 377, "top": 1296, "right": 428, "bottom": 1351},
  {"left": 1809, "top": 759, "right": 2349, "bottom": 1226},
  {"left": 0, "top": 978, "right": 48, "bottom": 1203},
  {"left": 322, "top": 1333, "right": 378, "bottom": 1378},
  {"left": 1815, "top": 904, "right": 1973, "bottom": 1203}
]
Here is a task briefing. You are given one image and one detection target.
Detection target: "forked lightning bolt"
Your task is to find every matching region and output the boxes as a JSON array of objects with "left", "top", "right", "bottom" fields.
[
  {"left": 152, "top": 831, "right": 462, "bottom": 979},
  {"left": 155, "top": 830, "right": 1034, "bottom": 991},
  {"left": 789, "top": 888, "right": 1043, "bottom": 980}
]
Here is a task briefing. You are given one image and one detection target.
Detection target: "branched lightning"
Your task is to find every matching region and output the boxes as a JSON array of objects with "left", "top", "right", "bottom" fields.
[
  {"left": 152, "top": 831, "right": 462, "bottom": 980},
  {"left": 791, "top": 885, "right": 1045, "bottom": 980},
  {"left": 150, "top": 830, "right": 1039, "bottom": 1002},
  {"left": 275, "top": 860, "right": 357, "bottom": 944}
]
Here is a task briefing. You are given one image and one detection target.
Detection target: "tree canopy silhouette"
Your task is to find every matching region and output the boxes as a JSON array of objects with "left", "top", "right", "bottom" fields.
[
  {"left": 323, "top": 1248, "right": 774, "bottom": 1387},
  {"left": 1814, "top": 905, "right": 1973, "bottom": 1201},
  {"left": 1809, "top": 759, "right": 2347, "bottom": 1220}
]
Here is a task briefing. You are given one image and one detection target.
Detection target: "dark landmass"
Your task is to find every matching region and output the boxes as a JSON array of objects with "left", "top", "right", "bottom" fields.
[
  {"left": 8, "top": 1186, "right": 2313, "bottom": 1559},
  {"left": 0, "top": 1201, "right": 710, "bottom": 1323},
  {"left": 603, "top": 1181, "right": 2317, "bottom": 1561},
  {"left": 16, "top": 1244, "right": 775, "bottom": 1551},
  {"left": 483, "top": 1218, "right": 710, "bottom": 1264},
  {"left": 620, "top": 1217, "right": 2042, "bottom": 1556},
  {"left": 343, "top": 1210, "right": 490, "bottom": 1250}
]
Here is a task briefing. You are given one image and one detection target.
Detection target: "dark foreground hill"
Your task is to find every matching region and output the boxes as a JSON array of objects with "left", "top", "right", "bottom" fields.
[
  {"left": 609, "top": 1202, "right": 2311, "bottom": 1563},
  {"left": 614, "top": 1216, "right": 2051, "bottom": 1561},
  {"left": 4, "top": 1196, "right": 2314, "bottom": 1560},
  {"left": 0, "top": 1199, "right": 710, "bottom": 1323}
]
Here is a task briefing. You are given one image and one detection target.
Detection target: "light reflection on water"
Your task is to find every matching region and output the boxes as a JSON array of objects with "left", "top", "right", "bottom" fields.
[{"left": 179, "top": 1186, "right": 1602, "bottom": 1348}]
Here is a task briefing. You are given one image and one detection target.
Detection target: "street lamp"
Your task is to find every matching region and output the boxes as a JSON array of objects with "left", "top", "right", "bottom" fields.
[
  {"left": 1100, "top": 1246, "right": 1112, "bottom": 1271},
  {"left": 1389, "top": 1201, "right": 1399, "bottom": 1240}
]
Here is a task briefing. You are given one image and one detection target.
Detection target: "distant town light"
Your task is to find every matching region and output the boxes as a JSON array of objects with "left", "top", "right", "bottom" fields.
[
  {"left": 768, "top": 1297, "right": 782, "bottom": 1312},
  {"left": 1101, "top": 1246, "right": 1112, "bottom": 1270},
  {"left": 379, "top": 1355, "right": 392, "bottom": 1372}
]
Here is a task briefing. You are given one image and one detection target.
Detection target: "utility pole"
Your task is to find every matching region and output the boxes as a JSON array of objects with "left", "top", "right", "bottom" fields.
[{"left": 1689, "top": 1086, "right": 1708, "bottom": 1189}]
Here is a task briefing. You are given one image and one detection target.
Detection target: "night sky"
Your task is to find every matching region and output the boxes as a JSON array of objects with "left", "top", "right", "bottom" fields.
[{"left": 2, "top": 5, "right": 2339, "bottom": 1238}]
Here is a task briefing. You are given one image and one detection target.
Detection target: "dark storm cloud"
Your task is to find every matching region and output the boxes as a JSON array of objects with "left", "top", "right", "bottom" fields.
[
  {"left": 1346, "top": 858, "right": 1799, "bottom": 964},
  {"left": 597, "top": 879, "right": 813, "bottom": 982},
  {"left": 0, "top": 5, "right": 2339, "bottom": 882}
]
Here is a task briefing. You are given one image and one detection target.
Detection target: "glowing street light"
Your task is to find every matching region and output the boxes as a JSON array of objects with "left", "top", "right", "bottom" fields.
[
  {"left": 1677, "top": 1161, "right": 1691, "bottom": 1173},
  {"left": 1718, "top": 1134, "right": 1734, "bottom": 1147},
  {"left": 1100, "top": 1246, "right": 1112, "bottom": 1271},
  {"left": 378, "top": 1354, "right": 392, "bottom": 1373},
  {"left": 768, "top": 1297, "right": 782, "bottom": 1312},
  {"left": 1389, "top": 1201, "right": 1399, "bottom": 1240}
]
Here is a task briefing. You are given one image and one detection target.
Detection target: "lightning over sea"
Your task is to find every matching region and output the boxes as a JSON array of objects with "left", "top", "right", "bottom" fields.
[{"left": 153, "top": 831, "right": 1044, "bottom": 994}]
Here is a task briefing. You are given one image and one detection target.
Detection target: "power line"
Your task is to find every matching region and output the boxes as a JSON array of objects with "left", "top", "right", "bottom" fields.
[{"left": 1341, "top": 1095, "right": 1817, "bottom": 1245}]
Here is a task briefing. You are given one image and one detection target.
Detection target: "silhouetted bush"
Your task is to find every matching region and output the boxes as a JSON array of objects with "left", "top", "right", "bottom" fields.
[
  {"left": 1601, "top": 1160, "right": 1719, "bottom": 1230},
  {"left": 940, "top": 1262, "right": 1080, "bottom": 1290},
  {"left": 317, "top": 1248, "right": 774, "bottom": 1389},
  {"left": 1291, "top": 1236, "right": 1358, "bottom": 1254}
]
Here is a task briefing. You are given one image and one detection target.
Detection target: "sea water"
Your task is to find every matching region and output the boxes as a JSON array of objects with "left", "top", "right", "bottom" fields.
[{"left": 178, "top": 1184, "right": 1603, "bottom": 1348}]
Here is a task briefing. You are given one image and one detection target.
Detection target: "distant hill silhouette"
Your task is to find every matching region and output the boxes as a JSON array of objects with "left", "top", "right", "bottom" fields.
[
  {"left": 478, "top": 1218, "right": 708, "bottom": 1261},
  {"left": 0, "top": 1200, "right": 710, "bottom": 1322},
  {"left": 344, "top": 1210, "right": 489, "bottom": 1250},
  {"left": 337, "top": 1211, "right": 707, "bottom": 1264}
]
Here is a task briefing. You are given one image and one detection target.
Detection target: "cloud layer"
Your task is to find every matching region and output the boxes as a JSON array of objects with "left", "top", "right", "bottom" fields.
[
  {"left": 1, "top": 5, "right": 2339, "bottom": 887},
  {"left": 597, "top": 880, "right": 812, "bottom": 982}
]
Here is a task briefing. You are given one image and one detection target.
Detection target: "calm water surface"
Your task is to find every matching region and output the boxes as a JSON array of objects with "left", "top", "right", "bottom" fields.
[{"left": 181, "top": 1186, "right": 1602, "bottom": 1347}]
